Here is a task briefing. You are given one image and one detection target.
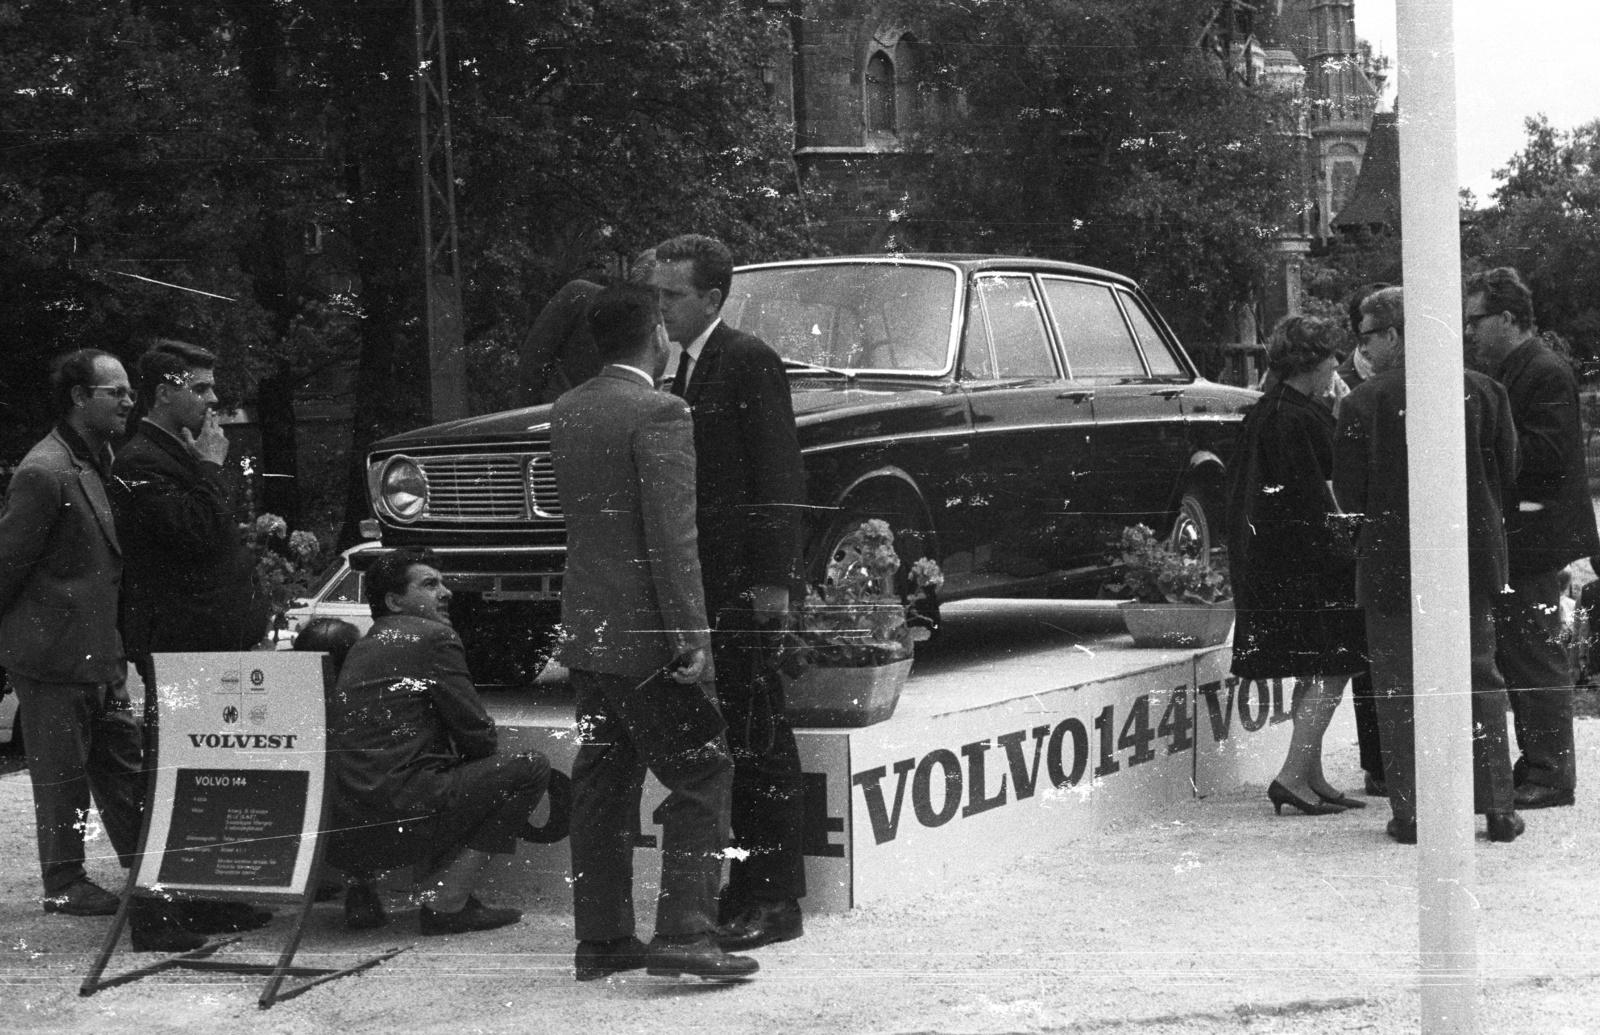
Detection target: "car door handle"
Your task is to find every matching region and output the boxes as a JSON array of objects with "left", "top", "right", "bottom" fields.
[
  {"left": 1150, "top": 387, "right": 1185, "bottom": 400},
  {"left": 945, "top": 441, "right": 971, "bottom": 457},
  {"left": 1057, "top": 390, "right": 1094, "bottom": 403}
]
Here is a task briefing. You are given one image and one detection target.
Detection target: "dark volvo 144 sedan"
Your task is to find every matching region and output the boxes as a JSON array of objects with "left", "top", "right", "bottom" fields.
[{"left": 362, "top": 256, "right": 1259, "bottom": 682}]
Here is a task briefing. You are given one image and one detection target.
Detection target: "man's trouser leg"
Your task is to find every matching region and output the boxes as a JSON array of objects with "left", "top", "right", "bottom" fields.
[
  {"left": 432, "top": 727, "right": 551, "bottom": 857},
  {"left": 1349, "top": 665, "right": 1385, "bottom": 783},
  {"left": 1366, "top": 604, "right": 1416, "bottom": 823},
  {"left": 1497, "top": 569, "right": 1577, "bottom": 791},
  {"left": 1367, "top": 598, "right": 1516, "bottom": 822},
  {"left": 711, "top": 613, "right": 806, "bottom": 911},
  {"left": 11, "top": 675, "right": 146, "bottom": 896},
  {"left": 569, "top": 670, "right": 731, "bottom": 941}
]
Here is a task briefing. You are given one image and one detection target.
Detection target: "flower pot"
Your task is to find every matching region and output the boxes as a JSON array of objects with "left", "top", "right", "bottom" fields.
[
  {"left": 784, "top": 658, "right": 912, "bottom": 728},
  {"left": 1119, "top": 601, "right": 1235, "bottom": 649}
]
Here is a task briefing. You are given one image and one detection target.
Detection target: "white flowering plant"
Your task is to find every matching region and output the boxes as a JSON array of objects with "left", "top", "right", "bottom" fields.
[
  {"left": 240, "top": 513, "right": 331, "bottom": 634},
  {"left": 797, "top": 518, "right": 944, "bottom": 667}
]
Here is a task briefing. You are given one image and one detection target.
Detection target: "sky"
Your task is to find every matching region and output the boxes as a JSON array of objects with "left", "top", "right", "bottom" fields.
[{"left": 1354, "top": 0, "right": 1600, "bottom": 205}]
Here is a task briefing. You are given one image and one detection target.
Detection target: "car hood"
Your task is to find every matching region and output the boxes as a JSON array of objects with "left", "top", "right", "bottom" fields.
[{"left": 370, "top": 378, "right": 952, "bottom": 452}]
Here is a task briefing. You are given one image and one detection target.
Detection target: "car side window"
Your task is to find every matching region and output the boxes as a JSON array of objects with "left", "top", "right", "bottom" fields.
[
  {"left": 1118, "top": 290, "right": 1187, "bottom": 378},
  {"left": 965, "top": 275, "right": 1056, "bottom": 380},
  {"left": 325, "top": 569, "right": 362, "bottom": 604},
  {"left": 1041, "top": 278, "right": 1148, "bottom": 381}
]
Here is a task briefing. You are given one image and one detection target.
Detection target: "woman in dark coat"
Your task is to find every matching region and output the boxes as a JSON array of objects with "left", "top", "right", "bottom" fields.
[{"left": 1226, "top": 315, "right": 1367, "bottom": 816}]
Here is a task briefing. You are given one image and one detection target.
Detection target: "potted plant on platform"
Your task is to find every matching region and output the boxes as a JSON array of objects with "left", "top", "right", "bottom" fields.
[
  {"left": 782, "top": 519, "right": 943, "bottom": 727},
  {"left": 1109, "top": 523, "right": 1234, "bottom": 648}
]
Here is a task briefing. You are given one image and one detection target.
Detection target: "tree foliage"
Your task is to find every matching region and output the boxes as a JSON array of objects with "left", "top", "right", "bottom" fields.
[
  {"left": 889, "top": 0, "right": 1302, "bottom": 347},
  {"left": 1465, "top": 115, "right": 1600, "bottom": 376}
]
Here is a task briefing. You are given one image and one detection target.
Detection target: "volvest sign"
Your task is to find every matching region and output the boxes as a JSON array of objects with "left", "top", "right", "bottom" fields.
[{"left": 134, "top": 652, "right": 330, "bottom": 896}]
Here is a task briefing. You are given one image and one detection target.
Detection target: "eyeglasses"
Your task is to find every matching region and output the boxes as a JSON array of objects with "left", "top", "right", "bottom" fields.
[
  {"left": 87, "top": 386, "right": 138, "bottom": 403},
  {"left": 1463, "top": 311, "right": 1499, "bottom": 329}
]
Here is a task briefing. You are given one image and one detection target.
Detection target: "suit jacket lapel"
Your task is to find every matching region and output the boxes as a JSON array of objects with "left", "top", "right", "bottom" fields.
[{"left": 53, "top": 430, "right": 121, "bottom": 556}]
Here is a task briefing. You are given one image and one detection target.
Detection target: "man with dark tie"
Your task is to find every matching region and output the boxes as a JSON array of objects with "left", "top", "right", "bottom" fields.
[{"left": 649, "top": 233, "right": 809, "bottom": 952}]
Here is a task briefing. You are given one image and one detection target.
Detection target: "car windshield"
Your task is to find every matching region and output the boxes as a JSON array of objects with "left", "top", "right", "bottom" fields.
[{"left": 724, "top": 262, "right": 959, "bottom": 374}]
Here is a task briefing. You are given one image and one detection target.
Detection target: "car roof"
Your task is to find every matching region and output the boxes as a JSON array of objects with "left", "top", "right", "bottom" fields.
[{"left": 736, "top": 254, "right": 1141, "bottom": 290}]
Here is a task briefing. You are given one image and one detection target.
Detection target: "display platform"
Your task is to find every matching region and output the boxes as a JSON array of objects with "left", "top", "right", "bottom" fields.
[{"left": 472, "top": 606, "right": 1345, "bottom": 914}]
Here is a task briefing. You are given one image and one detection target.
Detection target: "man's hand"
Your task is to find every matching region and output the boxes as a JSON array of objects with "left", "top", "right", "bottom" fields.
[
  {"left": 668, "top": 647, "right": 708, "bottom": 684},
  {"left": 181, "top": 412, "right": 229, "bottom": 466},
  {"left": 749, "top": 584, "right": 789, "bottom": 625}
]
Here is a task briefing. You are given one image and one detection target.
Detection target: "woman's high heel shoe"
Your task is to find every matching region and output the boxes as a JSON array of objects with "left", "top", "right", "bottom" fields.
[
  {"left": 1315, "top": 788, "right": 1367, "bottom": 809},
  {"left": 1268, "top": 780, "right": 1346, "bottom": 816}
]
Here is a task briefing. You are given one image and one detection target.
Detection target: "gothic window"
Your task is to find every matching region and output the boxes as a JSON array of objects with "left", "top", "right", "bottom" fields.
[{"left": 866, "top": 50, "right": 895, "bottom": 135}]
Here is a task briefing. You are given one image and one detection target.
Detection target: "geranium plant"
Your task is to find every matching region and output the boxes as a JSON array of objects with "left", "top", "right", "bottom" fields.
[
  {"left": 797, "top": 519, "right": 944, "bottom": 667},
  {"left": 1107, "top": 524, "right": 1230, "bottom": 605},
  {"left": 241, "top": 513, "right": 330, "bottom": 636}
]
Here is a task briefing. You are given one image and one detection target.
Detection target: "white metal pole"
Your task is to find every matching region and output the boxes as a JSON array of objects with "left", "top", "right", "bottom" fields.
[{"left": 1394, "top": 3, "right": 1480, "bottom": 1032}]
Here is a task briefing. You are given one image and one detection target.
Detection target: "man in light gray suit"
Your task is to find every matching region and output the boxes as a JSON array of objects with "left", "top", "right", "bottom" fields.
[{"left": 551, "top": 282, "right": 757, "bottom": 982}]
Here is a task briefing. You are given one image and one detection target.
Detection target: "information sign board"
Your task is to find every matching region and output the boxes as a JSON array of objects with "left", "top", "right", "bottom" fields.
[{"left": 135, "top": 652, "right": 329, "bottom": 898}]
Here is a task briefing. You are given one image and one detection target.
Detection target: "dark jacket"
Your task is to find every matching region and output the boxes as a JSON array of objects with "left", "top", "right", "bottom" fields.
[
  {"left": 518, "top": 279, "right": 604, "bottom": 405},
  {"left": 1492, "top": 337, "right": 1600, "bottom": 576},
  {"left": 0, "top": 426, "right": 126, "bottom": 684},
  {"left": 1333, "top": 366, "right": 1518, "bottom": 610},
  {"left": 683, "top": 321, "right": 806, "bottom": 613},
  {"left": 1224, "top": 382, "right": 1353, "bottom": 608},
  {"left": 110, "top": 420, "right": 268, "bottom": 657},
  {"left": 327, "top": 613, "right": 497, "bottom": 824},
  {"left": 552, "top": 366, "right": 712, "bottom": 679}
]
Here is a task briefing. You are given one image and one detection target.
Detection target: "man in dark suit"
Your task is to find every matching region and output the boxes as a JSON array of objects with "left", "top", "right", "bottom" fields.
[
  {"left": 518, "top": 279, "right": 604, "bottom": 405},
  {"left": 552, "top": 282, "right": 756, "bottom": 981},
  {"left": 649, "top": 233, "right": 808, "bottom": 951},
  {"left": 112, "top": 339, "right": 270, "bottom": 693},
  {"left": 1333, "top": 286, "right": 1523, "bottom": 844},
  {"left": 1335, "top": 283, "right": 1393, "bottom": 799},
  {"left": 326, "top": 548, "right": 550, "bottom": 935},
  {"left": 0, "top": 350, "right": 202, "bottom": 951},
  {"left": 1464, "top": 267, "right": 1599, "bottom": 810}
]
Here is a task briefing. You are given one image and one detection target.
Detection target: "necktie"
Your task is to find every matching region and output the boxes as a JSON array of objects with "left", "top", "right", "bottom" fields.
[{"left": 669, "top": 346, "right": 692, "bottom": 397}]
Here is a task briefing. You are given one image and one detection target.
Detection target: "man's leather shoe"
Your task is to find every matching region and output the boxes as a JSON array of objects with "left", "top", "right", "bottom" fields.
[
  {"left": 1364, "top": 773, "right": 1387, "bottom": 797},
  {"left": 575, "top": 936, "right": 649, "bottom": 981},
  {"left": 42, "top": 879, "right": 120, "bottom": 917},
  {"left": 419, "top": 897, "right": 521, "bottom": 936},
  {"left": 1513, "top": 784, "right": 1574, "bottom": 810},
  {"left": 179, "top": 899, "right": 273, "bottom": 935},
  {"left": 645, "top": 935, "right": 759, "bottom": 980},
  {"left": 715, "top": 899, "right": 803, "bottom": 952},
  {"left": 1386, "top": 817, "right": 1417, "bottom": 844},
  {"left": 1487, "top": 811, "right": 1526, "bottom": 843},
  {"left": 129, "top": 897, "right": 207, "bottom": 953},
  {"left": 344, "top": 881, "right": 388, "bottom": 930}
]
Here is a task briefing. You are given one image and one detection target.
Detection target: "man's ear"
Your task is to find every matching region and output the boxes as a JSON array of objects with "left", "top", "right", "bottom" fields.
[
  {"left": 706, "top": 287, "right": 724, "bottom": 312},
  {"left": 384, "top": 590, "right": 405, "bottom": 615}
]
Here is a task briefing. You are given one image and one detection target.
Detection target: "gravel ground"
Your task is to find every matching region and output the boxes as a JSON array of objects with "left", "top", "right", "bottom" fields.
[{"left": 3, "top": 710, "right": 1599, "bottom": 1035}]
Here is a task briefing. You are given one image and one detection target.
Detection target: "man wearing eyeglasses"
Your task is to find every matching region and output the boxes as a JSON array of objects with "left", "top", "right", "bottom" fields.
[
  {"left": 0, "top": 350, "right": 205, "bottom": 949},
  {"left": 1464, "top": 267, "right": 1598, "bottom": 810}
]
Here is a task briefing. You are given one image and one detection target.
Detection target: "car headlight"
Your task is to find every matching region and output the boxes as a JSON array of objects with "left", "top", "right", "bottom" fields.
[{"left": 380, "top": 457, "right": 428, "bottom": 521}]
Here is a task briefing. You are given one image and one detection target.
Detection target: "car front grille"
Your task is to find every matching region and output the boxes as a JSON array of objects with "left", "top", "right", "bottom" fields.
[{"left": 414, "top": 452, "right": 562, "bottom": 522}]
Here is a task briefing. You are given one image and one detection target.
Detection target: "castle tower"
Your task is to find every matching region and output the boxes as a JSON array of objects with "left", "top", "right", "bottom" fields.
[{"left": 1304, "top": 0, "right": 1379, "bottom": 237}]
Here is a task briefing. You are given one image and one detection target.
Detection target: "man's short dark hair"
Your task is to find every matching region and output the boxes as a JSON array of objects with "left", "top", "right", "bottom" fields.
[
  {"left": 1346, "top": 283, "right": 1392, "bottom": 336},
  {"left": 1463, "top": 267, "right": 1536, "bottom": 331},
  {"left": 366, "top": 548, "right": 439, "bottom": 619},
  {"left": 588, "top": 283, "right": 661, "bottom": 362},
  {"left": 1360, "top": 286, "right": 1406, "bottom": 339},
  {"left": 50, "top": 348, "right": 118, "bottom": 417},
  {"left": 654, "top": 234, "right": 735, "bottom": 303},
  {"left": 137, "top": 338, "right": 216, "bottom": 398}
]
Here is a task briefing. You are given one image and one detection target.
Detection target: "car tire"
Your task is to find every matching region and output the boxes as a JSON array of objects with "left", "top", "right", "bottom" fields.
[{"left": 1169, "top": 485, "right": 1219, "bottom": 565}]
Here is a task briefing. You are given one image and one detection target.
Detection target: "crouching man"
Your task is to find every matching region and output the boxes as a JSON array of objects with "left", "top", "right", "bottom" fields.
[{"left": 325, "top": 548, "right": 550, "bottom": 934}]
